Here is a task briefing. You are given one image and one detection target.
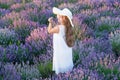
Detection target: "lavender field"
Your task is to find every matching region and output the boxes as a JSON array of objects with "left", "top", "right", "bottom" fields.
[{"left": 0, "top": 0, "right": 120, "bottom": 80}]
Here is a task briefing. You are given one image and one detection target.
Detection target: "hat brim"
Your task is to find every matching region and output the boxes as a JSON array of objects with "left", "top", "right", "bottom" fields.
[
  {"left": 68, "top": 16, "right": 74, "bottom": 27},
  {"left": 53, "top": 7, "right": 62, "bottom": 15},
  {"left": 52, "top": 7, "right": 74, "bottom": 27}
]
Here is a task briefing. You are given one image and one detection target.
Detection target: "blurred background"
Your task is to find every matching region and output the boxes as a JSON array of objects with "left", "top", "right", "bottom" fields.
[{"left": 0, "top": 0, "right": 120, "bottom": 80}]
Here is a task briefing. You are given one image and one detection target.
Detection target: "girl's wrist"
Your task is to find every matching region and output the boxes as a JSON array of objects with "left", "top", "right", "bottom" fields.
[
  {"left": 49, "top": 21, "right": 52, "bottom": 23},
  {"left": 49, "top": 22, "right": 52, "bottom": 27},
  {"left": 49, "top": 22, "right": 52, "bottom": 24},
  {"left": 49, "top": 22, "right": 52, "bottom": 23}
]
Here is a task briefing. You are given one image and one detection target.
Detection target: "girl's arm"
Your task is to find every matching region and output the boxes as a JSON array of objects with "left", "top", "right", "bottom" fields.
[{"left": 47, "top": 17, "right": 59, "bottom": 34}]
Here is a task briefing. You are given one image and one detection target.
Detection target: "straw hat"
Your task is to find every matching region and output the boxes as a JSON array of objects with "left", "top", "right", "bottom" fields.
[{"left": 53, "top": 7, "right": 74, "bottom": 27}]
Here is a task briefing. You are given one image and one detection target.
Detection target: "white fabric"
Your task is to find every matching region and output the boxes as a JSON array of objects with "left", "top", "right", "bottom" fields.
[{"left": 52, "top": 25, "right": 74, "bottom": 74}]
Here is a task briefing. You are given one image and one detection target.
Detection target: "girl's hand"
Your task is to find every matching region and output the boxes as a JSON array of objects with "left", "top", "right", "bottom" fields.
[{"left": 48, "top": 17, "right": 53, "bottom": 23}]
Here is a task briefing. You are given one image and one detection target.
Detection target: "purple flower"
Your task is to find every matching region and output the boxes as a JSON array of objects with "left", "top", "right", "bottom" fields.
[{"left": 25, "top": 27, "right": 52, "bottom": 56}]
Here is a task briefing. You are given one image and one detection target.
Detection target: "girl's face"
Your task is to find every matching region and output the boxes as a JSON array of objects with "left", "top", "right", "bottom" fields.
[{"left": 57, "top": 15, "right": 64, "bottom": 24}]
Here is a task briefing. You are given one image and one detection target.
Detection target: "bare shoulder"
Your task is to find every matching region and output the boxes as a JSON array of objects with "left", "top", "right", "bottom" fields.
[{"left": 54, "top": 25, "right": 60, "bottom": 30}]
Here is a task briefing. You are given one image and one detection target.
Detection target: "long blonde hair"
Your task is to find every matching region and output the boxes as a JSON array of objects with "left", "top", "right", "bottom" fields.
[{"left": 62, "top": 16, "right": 75, "bottom": 47}]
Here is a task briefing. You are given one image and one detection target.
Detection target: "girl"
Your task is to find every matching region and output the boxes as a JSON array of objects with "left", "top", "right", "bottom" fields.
[{"left": 47, "top": 7, "right": 75, "bottom": 74}]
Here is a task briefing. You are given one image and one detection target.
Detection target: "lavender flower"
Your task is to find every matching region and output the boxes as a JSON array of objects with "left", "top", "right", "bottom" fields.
[
  {"left": 10, "top": 3, "right": 24, "bottom": 12},
  {"left": 1, "top": 63, "right": 21, "bottom": 80},
  {"left": 15, "top": 62, "right": 40, "bottom": 80},
  {"left": 0, "top": 28, "right": 19, "bottom": 46},
  {"left": 13, "top": 19, "right": 37, "bottom": 43},
  {"left": 0, "top": 0, "right": 120, "bottom": 80},
  {"left": 5, "top": 44, "right": 30, "bottom": 63},
  {"left": 25, "top": 27, "right": 52, "bottom": 56}
]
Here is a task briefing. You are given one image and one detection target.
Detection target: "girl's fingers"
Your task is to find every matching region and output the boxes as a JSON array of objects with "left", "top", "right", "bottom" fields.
[{"left": 48, "top": 17, "right": 53, "bottom": 22}]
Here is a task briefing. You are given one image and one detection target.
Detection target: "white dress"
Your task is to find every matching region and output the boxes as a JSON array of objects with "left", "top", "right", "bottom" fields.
[{"left": 52, "top": 25, "right": 74, "bottom": 74}]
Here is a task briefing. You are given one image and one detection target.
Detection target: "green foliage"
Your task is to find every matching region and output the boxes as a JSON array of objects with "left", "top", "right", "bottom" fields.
[
  {"left": 3, "top": 50, "right": 7, "bottom": 62},
  {"left": 100, "top": 11, "right": 113, "bottom": 16},
  {"left": 14, "top": 6, "right": 25, "bottom": 12},
  {"left": 37, "top": 61, "right": 52, "bottom": 79},
  {"left": 98, "top": 23, "right": 112, "bottom": 32},
  {"left": 109, "top": 30, "right": 120, "bottom": 57},
  {"left": 111, "top": 41, "right": 120, "bottom": 56},
  {"left": 29, "top": 13, "right": 39, "bottom": 22},
  {"left": 97, "top": 63, "right": 120, "bottom": 79},
  {"left": 82, "top": 76, "right": 88, "bottom": 80},
  {"left": 96, "top": 17, "right": 120, "bottom": 32},
  {"left": 0, "top": 76, "right": 3, "bottom": 80},
  {"left": 82, "top": 4, "right": 92, "bottom": 10},
  {"left": 95, "top": 17, "right": 120, "bottom": 38},
  {"left": 22, "top": 0, "right": 32, "bottom": 4},
  {"left": 68, "top": 0, "right": 78, "bottom": 3},
  {"left": 38, "top": 14, "right": 48, "bottom": 24},
  {"left": 73, "top": 50, "right": 79, "bottom": 67},
  {"left": 0, "top": 3, "right": 10, "bottom": 9},
  {"left": 84, "top": 15, "right": 97, "bottom": 29}
]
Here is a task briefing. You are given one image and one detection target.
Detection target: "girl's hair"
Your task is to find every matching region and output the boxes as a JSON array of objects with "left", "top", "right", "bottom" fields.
[{"left": 62, "top": 16, "right": 75, "bottom": 47}]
